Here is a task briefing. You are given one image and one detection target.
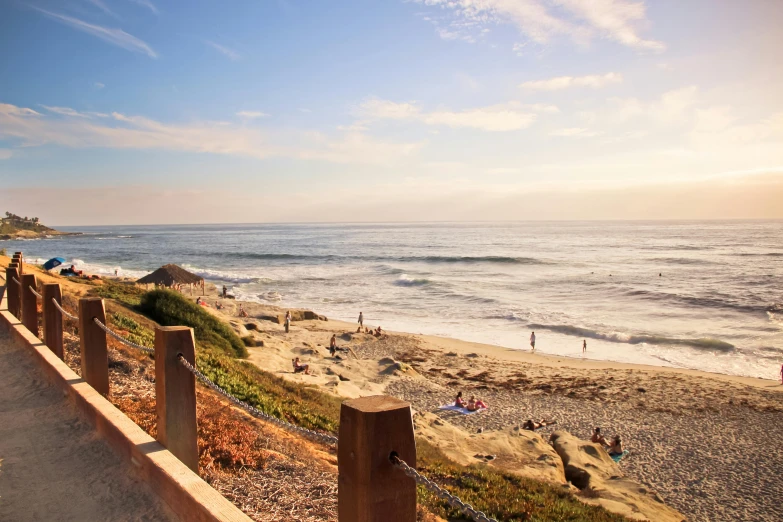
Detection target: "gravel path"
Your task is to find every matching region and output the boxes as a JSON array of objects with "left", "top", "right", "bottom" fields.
[
  {"left": 387, "top": 378, "right": 783, "bottom": 522},
  {"left": 0, "top": 327, "right": 178, "bottom": 522}
]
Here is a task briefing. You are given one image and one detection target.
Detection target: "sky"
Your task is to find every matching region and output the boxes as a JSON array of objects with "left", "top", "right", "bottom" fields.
[{"left": 1, "top": 0, "right": 782, "bottom": 225}]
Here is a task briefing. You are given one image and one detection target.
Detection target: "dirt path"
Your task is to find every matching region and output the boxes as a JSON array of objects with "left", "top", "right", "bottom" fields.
[{"left": 0, "top": 327, "right": 178, "bottom": 522}]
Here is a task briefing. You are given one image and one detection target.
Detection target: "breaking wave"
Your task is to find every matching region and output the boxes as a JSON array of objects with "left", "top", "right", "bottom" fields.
[
  {"left": 528, "top": 323, "right": 736, "bottom": 352},
  {"left": 394, "top": 274, "right": 430, "bottom": 287}
]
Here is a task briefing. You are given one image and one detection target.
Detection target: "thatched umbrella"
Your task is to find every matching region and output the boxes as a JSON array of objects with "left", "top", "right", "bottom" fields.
[{"left": 136, "top": 264, "right": 205, "bottom": 295}]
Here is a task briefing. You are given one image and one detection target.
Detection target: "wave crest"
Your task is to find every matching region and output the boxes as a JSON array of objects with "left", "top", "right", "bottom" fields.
[
  {"left": 528, "top": 323, "right": 735, "bottom": 352},
  {"left": 395, "top": 274, "right": 430, "bottom": 287}
]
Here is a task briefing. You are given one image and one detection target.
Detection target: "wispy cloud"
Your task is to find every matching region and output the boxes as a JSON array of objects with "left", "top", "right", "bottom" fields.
[
  {"left": 556, "top": 0, "right": 665, "bottom": 52},
  {"left": 32, "top": 8, "right": 157, "bottom": 58},
  {"left": 520, "top": 72, "right": 622, "bottom": 91},
  {"left": 415, "top": 0, "right": 664, "bottom": 52},
  {"left": 357, "top": 98, "right": 537, "bottom": 132},
  {"left": 206, "top": 40, "right": 240, "bottom": 61},
  {"left": 94, "top": 82, "right": 105, "bottom": 89},
  {"left": 85, "top": 0, "right": 117, "bottom": 18},
  {"left": 236, "top": 111, "right": 269, "bottom": 119},
  {"left": 127, "top": 0, "right": 159, "bottom": 15},
  {"left": 40, "top": 105, "right": 92, "bottom": 118},
  {"left": 0, "top": 101, "right": 421, "bottom": 165}
]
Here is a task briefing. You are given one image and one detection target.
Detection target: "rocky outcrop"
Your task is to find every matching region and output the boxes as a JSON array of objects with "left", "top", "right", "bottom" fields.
[
  {"left": 549, "top": 431, "right": 684, "bottom": 522},
  {"left": 413, "top": 413, "right": 566, "bottom": 484},
  {"left": 258, "top": 310, "right": 327, "bottom": 324}
]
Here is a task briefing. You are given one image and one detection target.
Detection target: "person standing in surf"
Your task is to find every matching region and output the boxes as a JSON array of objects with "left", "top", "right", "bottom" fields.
[
  {"left": 583, "top": 339, "right": 587, "bottom": 353},
  {"left": 530, "top": 331, "right": 536, "bottom": 351}
]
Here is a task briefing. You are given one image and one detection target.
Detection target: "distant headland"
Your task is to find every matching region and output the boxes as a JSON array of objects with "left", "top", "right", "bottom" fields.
[{"left": 0, "top": 212, "right": 80, "bottom": 240}]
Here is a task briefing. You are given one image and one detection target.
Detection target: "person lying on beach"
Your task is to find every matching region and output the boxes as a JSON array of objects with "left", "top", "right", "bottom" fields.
[
  {"left": 466, "top": 396, "right": 487, "bottom": 411},
  {"left": 591, "top": 427, "right": 608, "bottom": 446},
  {"left": 454, "top": 391, "right": 466, "bottom": 407},
  {"left": 522, "top": 419, "right": 557, "bottom": 431},
  {"left": 292, "top": 357, "right": 310, "bottom": 375},
  {"left": 607, "top": 435, "right": 624, "bottom": 456},
  {"left": 216, "top": 302, "right": 224, "bottom": 310}
]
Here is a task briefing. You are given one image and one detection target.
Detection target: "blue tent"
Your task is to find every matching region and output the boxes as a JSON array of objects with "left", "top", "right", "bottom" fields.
[{"left": 43, "top": 257, "right": 66, "bottom": 271}]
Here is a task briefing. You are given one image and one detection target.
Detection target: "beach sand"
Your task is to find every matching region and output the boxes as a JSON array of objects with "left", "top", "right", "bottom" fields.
[{"left": 197, "top": 285, "right": 783, "bottom": 522}]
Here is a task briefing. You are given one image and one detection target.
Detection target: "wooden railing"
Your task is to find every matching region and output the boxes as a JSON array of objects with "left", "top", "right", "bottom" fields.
[{"left": 3, "top": 251, "right": 419, "bottom": 522}]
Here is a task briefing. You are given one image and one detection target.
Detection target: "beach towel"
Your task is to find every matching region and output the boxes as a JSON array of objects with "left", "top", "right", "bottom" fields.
[
  {"left": 438, "top": 404, "right": 487, "bottom": 415},
  {"left": 610, "top": 450, "right": 629, "bottom": 463}
]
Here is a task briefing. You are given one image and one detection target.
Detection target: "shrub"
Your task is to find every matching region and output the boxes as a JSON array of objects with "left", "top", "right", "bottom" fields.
[
  {"left": 138, "top": 289, "right": 247, "bottom": 358},
  {"left": 93, "top": 279, "right": 147, "bottom": 306}
]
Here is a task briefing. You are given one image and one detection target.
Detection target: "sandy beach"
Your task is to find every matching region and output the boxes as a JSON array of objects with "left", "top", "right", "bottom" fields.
[{"left": 196, "top": 284, "right": 783, "bottom": 522}]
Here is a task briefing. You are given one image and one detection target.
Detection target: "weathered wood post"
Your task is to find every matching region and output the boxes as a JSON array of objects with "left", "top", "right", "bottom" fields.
[
  {"left": 21, "top": 273, "right": 38, "bottom": 335},
  {"left": 12, "top": 252, "right": 23, "bottom": 274},
  {"left": 78, "top": 298, "right": 109, "bottom": 396},
  {"left": 155, "top": 326, "right": 199, "bottom": 472},
  {"left": 338, "top": 395, "right": 417, "bottom": 522},
  {"left": 43, "top": 283, "right": 64, "bottom": 359},
  {"left": 6, "top": 266, "right": 21, "bottom": 318}
]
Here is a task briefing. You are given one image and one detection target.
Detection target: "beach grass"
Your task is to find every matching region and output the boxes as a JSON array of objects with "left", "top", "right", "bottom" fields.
[
  {"left": 139, "top": 289, "right": 248, "bottom": 358},
  {"left": 92, "top": 279, "right": 147, "bottom": 306}
]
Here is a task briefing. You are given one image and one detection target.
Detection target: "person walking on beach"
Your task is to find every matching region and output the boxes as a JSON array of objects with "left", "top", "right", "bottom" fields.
[
  {"left": 530, "top": 331, "right": 536, "bottom": 351},
  {"left": 358, "top": 311, "right": 364, "bottom": 328},
  {"left": 583, "top": 339, "right": 587, "bottom": 353},
  {"left": 330, "top": 334, "right": 337, "bottom": 356},
  {"left": 284, "top": 311, "right": 291, "bottom": 333},
  {"left": 222, "top": 285, "right": 227, "bottom": 298}
]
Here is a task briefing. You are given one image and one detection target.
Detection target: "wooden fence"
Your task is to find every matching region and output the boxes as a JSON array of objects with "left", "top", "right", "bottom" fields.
[{"left": 3, "top": 252, "right": 418, "bottom": 522}]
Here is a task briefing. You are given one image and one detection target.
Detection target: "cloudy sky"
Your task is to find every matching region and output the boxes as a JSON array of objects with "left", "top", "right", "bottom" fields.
[{"left": 1, "top": 0, "right": 782, "bottom": 224}]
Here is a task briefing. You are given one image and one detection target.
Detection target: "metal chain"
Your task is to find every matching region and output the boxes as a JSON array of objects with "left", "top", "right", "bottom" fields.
[
  {"left": 391, "top": 456, "right": 499, "bottom": 522},
  {"left": 51, "top": 298, "right": 78, "bottom": 321},
  {"left": 93, "top": 317, "right": 155, "bottom": 354},
  {"left": 177, "top": 355, "right": 339, "bottom": 446},
  {"left": 29, "top": 286, "right": 42, "bottom": 299}
]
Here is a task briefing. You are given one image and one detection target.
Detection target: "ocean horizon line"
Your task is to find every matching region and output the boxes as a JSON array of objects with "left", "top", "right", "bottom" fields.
[{"left": 50, "top": 217, "right": 783, "bottom": 229}]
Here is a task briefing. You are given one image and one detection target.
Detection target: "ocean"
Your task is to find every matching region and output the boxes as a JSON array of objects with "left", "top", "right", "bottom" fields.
[{"left": 5, "top": 221, "right": 782, "bottom": 380}]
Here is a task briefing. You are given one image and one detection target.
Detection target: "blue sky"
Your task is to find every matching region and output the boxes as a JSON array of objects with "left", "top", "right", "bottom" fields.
[{"left": 1, "top": 0, "right": 782, "bottom": 224}]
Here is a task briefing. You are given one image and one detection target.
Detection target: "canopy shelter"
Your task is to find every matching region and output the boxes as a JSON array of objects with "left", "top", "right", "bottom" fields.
[{"left": 136, "top": 264, "right": 205, "bottom": 295}]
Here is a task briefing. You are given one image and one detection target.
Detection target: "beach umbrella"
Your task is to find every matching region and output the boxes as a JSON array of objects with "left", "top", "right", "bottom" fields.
[{"left": 43, "top": 257, "right": 66, "bottom": 271}]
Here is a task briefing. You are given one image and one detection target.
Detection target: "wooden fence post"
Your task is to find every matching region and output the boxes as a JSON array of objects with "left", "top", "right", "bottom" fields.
[
  {"left": 78, "top": 298, "right": 109, "bottom": 396},
  {"left": 43, "top": 284, "right": 64, "bottom": 359},
  {"left": 155, "top": 326, "right": 199, "bottom": 473},
  {"left": 338, "top": 395, "right": 417, "bottom": 522},
  {"left": 5, "top": 266, "right": 21, "bottom": 318},
  {"left": 21, "top": 273, "right": 38, "bottom": 335},
  {"left": 12, "top": 253, "right": 23, "bottom": 274}
]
